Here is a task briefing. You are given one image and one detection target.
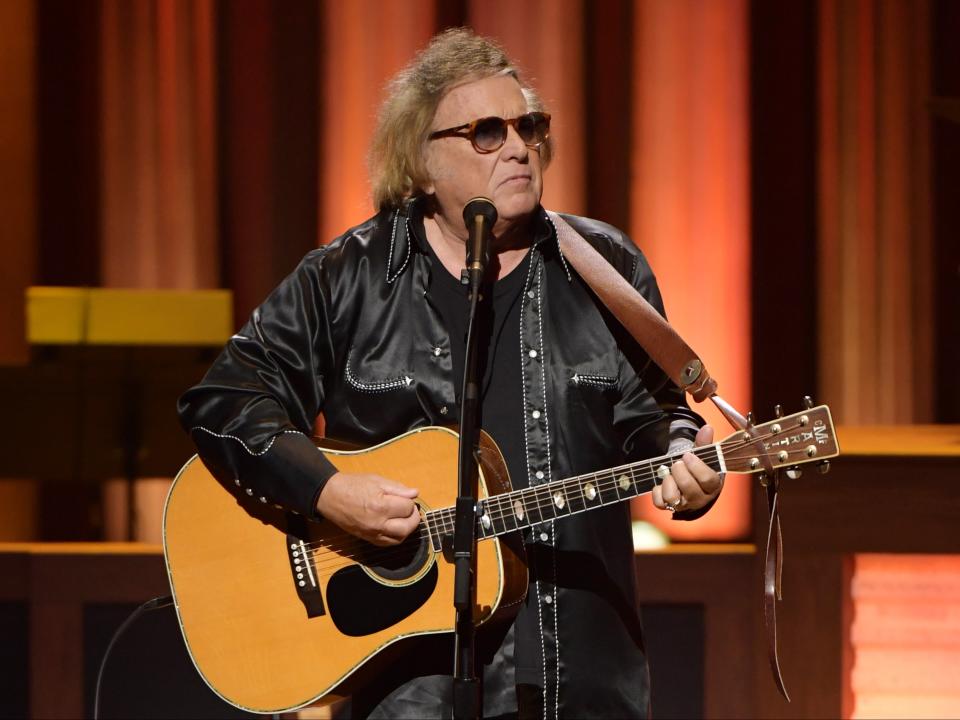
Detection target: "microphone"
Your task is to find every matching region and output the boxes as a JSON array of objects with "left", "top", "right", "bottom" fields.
[{"left": 462, "top": 197, "right": 498, "bottom": 281}]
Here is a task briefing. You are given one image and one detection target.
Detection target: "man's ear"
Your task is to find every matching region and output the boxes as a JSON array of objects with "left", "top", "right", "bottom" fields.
[{"left": 421, "top": 164, "right": 436, "bottom": 196}]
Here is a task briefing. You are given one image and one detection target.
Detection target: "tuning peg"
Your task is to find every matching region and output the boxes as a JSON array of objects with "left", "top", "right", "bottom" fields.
[
  {"left": 786, "top": 466, "right": 803, "bottom": 480},
  {"left": 774, "top": 404, "right": 783, "bottom": 418},
  {"left": 746, "top": 411, "right": 755, "bottom": 425},
  {"left": 818, "top": 460, "right": 831, "bottom": 475},
  {"left": 803, "top": 395, "right": 814, "bottom": 409}
]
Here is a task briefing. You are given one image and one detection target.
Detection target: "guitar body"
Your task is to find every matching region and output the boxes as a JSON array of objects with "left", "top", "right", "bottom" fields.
[{"left": 163, "top": 426, "right": 527, "bottom": 714}]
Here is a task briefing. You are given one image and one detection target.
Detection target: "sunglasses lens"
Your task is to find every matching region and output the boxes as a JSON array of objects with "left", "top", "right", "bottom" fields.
[
  {"left": 473, "top": 117, "right": 507, "bottom": 151},
  {"left": 517, "top": 113, "right": 550, "bottom": 146}
]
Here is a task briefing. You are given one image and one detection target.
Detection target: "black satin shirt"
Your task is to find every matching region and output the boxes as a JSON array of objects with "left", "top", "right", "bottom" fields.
[{"left": 178, "top": 199, "right": 704, "bottom": 718}]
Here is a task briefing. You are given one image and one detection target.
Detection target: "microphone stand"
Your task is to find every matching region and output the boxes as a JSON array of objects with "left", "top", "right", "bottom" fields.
[{"left": 452, "top": 198, "right": 496, "bottom": 720}]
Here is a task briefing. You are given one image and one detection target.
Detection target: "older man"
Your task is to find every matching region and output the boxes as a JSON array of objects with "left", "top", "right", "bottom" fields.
[{"left": 179, "top": 28, "right": 722, "bottom": 719}]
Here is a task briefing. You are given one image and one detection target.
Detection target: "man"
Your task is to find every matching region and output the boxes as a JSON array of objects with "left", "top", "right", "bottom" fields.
[{"left": 179, "top": 28, "right": 722, "bottom": 719}]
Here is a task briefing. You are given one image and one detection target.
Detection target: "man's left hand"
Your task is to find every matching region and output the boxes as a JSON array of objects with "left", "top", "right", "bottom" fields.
[{"left": 651, "top": 425, "right": 724, "bottom": 514}]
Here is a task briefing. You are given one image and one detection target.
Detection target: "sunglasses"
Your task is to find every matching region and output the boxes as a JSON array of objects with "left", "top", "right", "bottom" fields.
[{"left": 428, "top": 112, "right": 551, "bottom": 153}]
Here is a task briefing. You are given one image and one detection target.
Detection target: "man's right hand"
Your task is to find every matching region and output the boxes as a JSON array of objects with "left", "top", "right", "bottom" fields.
[{"left": 315, "top": 472, "right": 421, "bottom": 546}]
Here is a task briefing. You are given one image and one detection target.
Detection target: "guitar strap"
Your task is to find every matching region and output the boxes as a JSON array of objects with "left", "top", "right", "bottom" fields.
[{"left": 547, "top": 211, "right": 789, "bottom": 701}]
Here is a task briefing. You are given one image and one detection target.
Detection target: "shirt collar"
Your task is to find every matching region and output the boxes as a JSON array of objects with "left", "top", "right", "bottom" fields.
[{"left": 397, "top": 196, "right": 556, "bottom": 259}]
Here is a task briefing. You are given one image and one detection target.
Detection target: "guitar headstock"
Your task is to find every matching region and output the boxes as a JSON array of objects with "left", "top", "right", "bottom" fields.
[{"left": 719, "top": 403, "right": 840, "bottom": 475}]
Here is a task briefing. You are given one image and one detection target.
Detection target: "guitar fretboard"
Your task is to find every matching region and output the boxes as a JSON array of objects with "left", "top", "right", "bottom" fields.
[{"left": 422, "top": 444, "right": 724, "bottom": 550}]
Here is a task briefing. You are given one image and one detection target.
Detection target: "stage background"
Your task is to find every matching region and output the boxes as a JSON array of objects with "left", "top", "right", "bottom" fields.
[{"left": 0, "top": 0, "right": 958, "bottom": 717}]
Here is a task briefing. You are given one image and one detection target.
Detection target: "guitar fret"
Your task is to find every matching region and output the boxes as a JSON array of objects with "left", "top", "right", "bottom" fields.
[
  {"left": 500, "top": 495, "right": 522, "bottom": 531},
  {"left": 425, "top": 511, "right": 442, "bottom": 552},
  {"left": 487, "top": 497, "right": 509, "bottom": 535},
  {"left": 475, "top": 501, "right": 490, "bottom": 538},
  {"left": 549, "top": 486, "right": 572, "bottom": 517},
  {"left": 525, "top": 487, "right": 546, "bottom": 525},
  {"left": 564, "top": 478, "right": 589, "bottom": 514}
]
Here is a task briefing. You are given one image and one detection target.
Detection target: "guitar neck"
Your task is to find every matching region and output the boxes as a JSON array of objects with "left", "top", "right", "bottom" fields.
[{"left": 422, "top": 444, "right": 726, "bottom": 546}]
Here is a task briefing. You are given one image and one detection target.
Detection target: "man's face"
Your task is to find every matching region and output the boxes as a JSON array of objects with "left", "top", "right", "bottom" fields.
[{"left": 424, "top": 74, "right": 544, "bottom": 238}]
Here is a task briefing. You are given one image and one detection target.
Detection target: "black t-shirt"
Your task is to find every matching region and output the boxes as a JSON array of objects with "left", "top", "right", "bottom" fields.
[
  {"left": 421, "top": 234, "right": 545, "bottom": 690},
  {"left": 424, "top": 244, "right": 530, "bottom": 492}
]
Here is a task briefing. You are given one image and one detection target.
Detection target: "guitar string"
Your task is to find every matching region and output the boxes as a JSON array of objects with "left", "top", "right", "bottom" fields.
[
  {"left": 301, "top": 422, "right": 802, "bottom": 558},
  {"left": 299, "top": 426, "right": 814, "bottom": 575},
  {"left": 300, "top": 424, "right": 810, "bottom": 573}
]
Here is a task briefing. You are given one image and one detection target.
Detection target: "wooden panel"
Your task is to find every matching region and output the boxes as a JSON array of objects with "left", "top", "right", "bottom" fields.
[
  {"left": 849, "top": 555, "right": 960, "bottom": 718},
  {"left": 100, "top": 0, "right": 219, "bottom": 290},
  {"left": 837, "top": 424, "right": 960, "bottom": 457},
  {"left": 27, "top": 287, "right": 232, "bottom": 346},
  {"left": 817, "top": 0, "right": 933, "bottom": 424},
  {"left": 0, "top": 0, "right": 35, "bottom": 365},
  {"left": 318, "top": 0, "right": 435, "bottom": 245},
  {"left": 775, "top": 455, "right": 960, "bottom": 554},
  {"left": 27, "top": 287, "right": 233, "bottom": 347},
  {"left": 635, "top": 551, "right": 758, "bottom": 718},
  {"left": 0, "top": 546, "right": 170, "bottom": 719},
  {"left": 753, "top": 553, "right": 851, "bottom": 719},
  {"left": 630, "top": 0, "right": 752, "bottom": 541},
  {"left": 749, "top": 0, "right": 818, "bottom": 421}
]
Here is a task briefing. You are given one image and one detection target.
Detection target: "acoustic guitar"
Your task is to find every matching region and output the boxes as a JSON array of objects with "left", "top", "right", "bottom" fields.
[{"left": 163, "top": 405, "right": 838, "bottom": 713}]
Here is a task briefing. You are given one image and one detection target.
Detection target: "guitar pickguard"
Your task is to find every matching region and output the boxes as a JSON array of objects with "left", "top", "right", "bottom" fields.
[{"left": 326, "top": 562, "right": 438, "bottom": 637}]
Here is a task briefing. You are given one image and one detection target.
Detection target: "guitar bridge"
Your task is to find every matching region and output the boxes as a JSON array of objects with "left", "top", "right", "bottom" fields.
[{"left": 287, "top": 533, "right": 326, "bottom": 618}]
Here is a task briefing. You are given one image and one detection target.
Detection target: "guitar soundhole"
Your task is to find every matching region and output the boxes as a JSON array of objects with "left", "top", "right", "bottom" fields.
[{"left": 364, "top": 531, "right": 432, "bottom": 583}]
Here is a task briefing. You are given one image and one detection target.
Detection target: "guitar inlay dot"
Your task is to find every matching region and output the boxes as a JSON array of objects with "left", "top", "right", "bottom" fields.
[
  {"left": 514, "top": 500, "right": 525, "bottom": 520},
  {"left": 657, "top": 465, "right": 671, "bottom": 481},
  {"left": 585, "top": 483, "right": 597, "bottom": 500},
  {"left": 481, "top": 513, "right": 491, "bottom": 529},
  {"left": 553, "top": 491, "right": 565, "bottom": 509},
  {"left": 619, "top": 475, "right": 630, "bottom": 490}
]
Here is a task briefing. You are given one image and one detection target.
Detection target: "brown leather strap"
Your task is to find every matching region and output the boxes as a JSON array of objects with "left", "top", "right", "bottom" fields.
[
  {"left": 764, "top": 475, "right": 790, "bottom": 701},
  {"left": 548, "top": 213, "right": 718, "bottom": 402},
  {"left": 717, "top": 406, "right": 790, "bottom": 703},
  {"left": 549, "top": 211, "right": 790, "bottom": 701}
]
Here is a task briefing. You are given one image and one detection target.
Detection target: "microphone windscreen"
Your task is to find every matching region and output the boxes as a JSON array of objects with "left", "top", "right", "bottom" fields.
[{"left": 462, "top": 197, "right": 498, "bottom": 229}]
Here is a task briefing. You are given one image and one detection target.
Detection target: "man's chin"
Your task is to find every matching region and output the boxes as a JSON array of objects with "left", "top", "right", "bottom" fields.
[{"left": 495, "top": 193, "right": 541, "bottom": 222}]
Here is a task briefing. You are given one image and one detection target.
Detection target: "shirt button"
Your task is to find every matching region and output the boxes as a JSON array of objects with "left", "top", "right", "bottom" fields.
[
  {"left": 540, "top": 532, "right": 549, "bottom": 542},
  {"left": 535, "top": 471, "right": 544, "bottom": 480},
  {"left": 245, "top": 488, "right": 253, "bottom": 496},
  {"left": 440, "top": 406, "right": 449, "bottom": 415},
  {"left": 531, "top": 409, "right": 541, "bottom": 419},
  {"left": 528, "top": 349, "right": 537, "bottom": 358},
  {"left": 544, "top": 594, "right": 553, "bottom": 604},
  {"left": 433, "top": 346, "right": 442, "bottom": 357},
  {"left": 527, "top": 290, "right": 535, "bottom": 299}
]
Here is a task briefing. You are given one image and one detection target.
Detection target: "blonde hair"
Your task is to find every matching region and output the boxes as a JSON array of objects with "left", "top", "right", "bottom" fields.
[{"left": 369, "top": 28, "right": 552, "bottom": 211}]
